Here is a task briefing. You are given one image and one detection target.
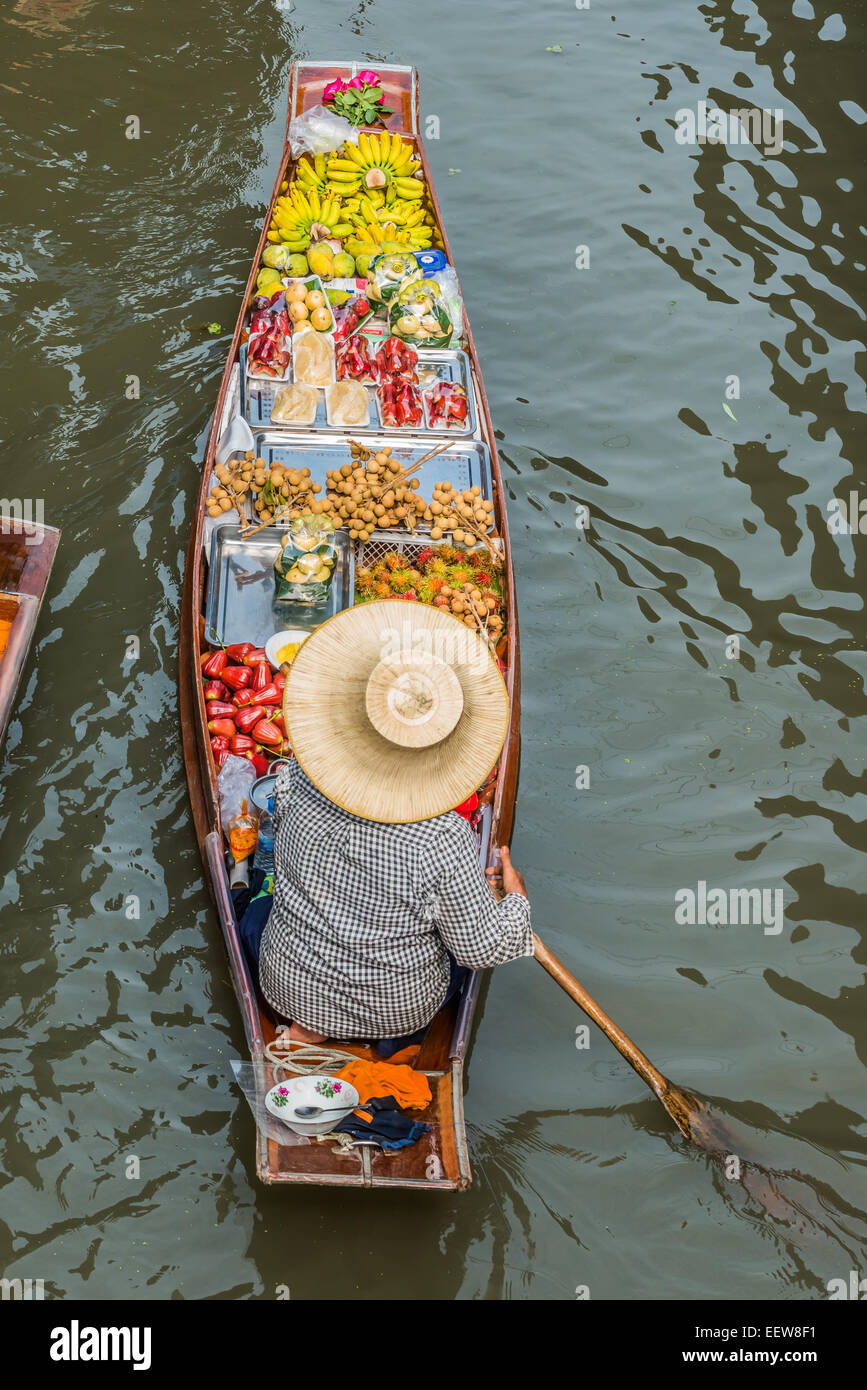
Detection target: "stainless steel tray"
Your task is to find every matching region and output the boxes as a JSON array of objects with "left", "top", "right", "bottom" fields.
[
  {"left": 204, "top": 525, "right": 354, "bottom": 649},
  {"left": 252, "top": 431, "right": 492, "bottom": 501},
  {"left": 244, "top": 348, "right": 477, "bottom": 438}
]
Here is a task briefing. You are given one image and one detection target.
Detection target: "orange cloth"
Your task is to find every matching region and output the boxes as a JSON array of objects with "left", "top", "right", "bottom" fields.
[{"left": 335, "top": 1060, "right": 432, "bottom": 1111}]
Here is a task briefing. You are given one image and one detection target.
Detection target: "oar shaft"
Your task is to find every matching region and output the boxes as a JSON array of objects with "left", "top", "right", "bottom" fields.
[{"left": 533, "top": 936, "right": 671, "bottom": 1101}]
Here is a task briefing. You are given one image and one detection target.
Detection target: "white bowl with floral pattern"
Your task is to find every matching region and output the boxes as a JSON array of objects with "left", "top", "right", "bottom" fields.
[{"left": 265, "top": 1074, "right": 359, "bottom": 1136}]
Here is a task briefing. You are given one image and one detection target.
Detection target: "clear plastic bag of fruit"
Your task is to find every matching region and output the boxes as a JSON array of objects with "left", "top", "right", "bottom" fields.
[
  {"left": 368, "top": 251, "right": 421, "bottom": 305},
  {"left": 388, "top": 278, "right": 452, "bottom": 348},
  {"left": 273, "top": 514, "right": 338, "bottom": 604}
]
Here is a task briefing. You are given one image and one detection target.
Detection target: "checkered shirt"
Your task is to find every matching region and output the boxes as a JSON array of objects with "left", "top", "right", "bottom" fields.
[{"left": 258, "top": 759, "right": 534, "bottom": 1038}]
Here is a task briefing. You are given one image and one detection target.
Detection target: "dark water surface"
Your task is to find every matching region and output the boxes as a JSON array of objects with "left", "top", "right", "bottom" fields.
[{"left": 1, "top": 0, "right": 865, "bottom": 1300}]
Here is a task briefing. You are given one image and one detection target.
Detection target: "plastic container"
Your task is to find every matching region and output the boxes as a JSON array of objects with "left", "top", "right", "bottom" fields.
[
  {"left": 325, "top": 380, "right": 371, "bottom": 429},
  {"left": 270, "top": 382, "right": 319, "bottom": 427},
  {"left": 291, "top": 326, "right": 337, "bottom": 387},
  {"left": 253, "top": 798, "right": 275, "bottom": 874},
  {"left": 416, "top": 250, "right": 447, "bottom": 274},
  {"left": 283, "top": 276, "right": 335, "bottom": 335}
]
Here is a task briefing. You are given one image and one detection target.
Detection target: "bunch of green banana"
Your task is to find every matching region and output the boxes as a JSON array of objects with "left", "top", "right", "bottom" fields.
[
  {"left": 269, "top": 186, "right": 352, "bottom": 251},
  {"left": 292, "top": 152, "right": 330, "bottom": 197},
  {"left": 325, "top": 132, "right": 425, "bottom": 199}
]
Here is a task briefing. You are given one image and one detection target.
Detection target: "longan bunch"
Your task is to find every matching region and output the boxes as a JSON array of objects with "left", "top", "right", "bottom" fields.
[
  {"left": 249, "top": 459, "right": 327, "bottom": 526},
  {"left": 206, "top": 452, "right": 329, "bottom": 525},
  {"left": 206, "top": 455, "right": 255, "bottom": 519},
  {"left": 325, "top": 443, "right": 427, "bottom": 542},
  {"left": 428, "top": 482, "right": 495, "bottom": 545}
]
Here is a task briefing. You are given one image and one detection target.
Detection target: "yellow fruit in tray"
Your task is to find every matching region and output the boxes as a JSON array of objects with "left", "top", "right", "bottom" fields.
[
  {"left": 286, "top": 282, "right": 308, "bottom": 303},
  {"left": 289, "top": 300, "right": 309, "bottom": 322},
  {"left": 306, "top": 289, "right": 326, "bottom": 310},
  {"left": 310, "top": 306, "right": 332, "bottom": 331}
]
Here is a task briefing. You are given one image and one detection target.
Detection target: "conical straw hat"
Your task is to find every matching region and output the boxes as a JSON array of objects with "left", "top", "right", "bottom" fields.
[{"left": 283, "top": 599, "right": 509, "bottom": 823}]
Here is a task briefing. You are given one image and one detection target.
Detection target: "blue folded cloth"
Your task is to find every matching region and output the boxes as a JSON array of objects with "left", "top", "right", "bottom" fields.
[{"left": 334, "top": 1096, "right": 430, "bottom": 1151}]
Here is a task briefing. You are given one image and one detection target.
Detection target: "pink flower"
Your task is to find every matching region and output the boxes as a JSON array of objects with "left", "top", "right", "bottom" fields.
[
  {"left": 357, "top": 70, "right": 381, "bottom": 87},
  {"left": 323, "top": 79, "right": 346, "bottom": 101},
  {"left": 346, "top": 75, "right": 364, "bottom": 91}
]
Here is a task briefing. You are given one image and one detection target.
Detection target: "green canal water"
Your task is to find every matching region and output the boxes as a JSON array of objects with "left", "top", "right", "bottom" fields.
[{"left": 1, "top": 0, "right": 865, "bottom": 1299}]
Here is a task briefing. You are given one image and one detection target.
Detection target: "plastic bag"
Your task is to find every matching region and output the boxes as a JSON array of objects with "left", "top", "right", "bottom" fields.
[
  {"left": 274, "top": 514, "right": 338, "bottom": 604},
  {"left": 389, "top": 277, "right": 453, "bottom": 349},
  {"left": 368, "top": 251, "right": 421, "bottom": 305},
  {"left": 434, "top": 264, "right": 464, "bottom": 338},
  {"left": 218, "top": 755, "right": 256, "bottom": 841},
  {"left": 288, "top": 105, "right": 359, "bottom": 157}
]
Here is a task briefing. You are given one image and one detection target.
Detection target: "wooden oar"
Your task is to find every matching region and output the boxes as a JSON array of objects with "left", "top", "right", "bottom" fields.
[{"left": 532, "top": 935, "right": 735, "bottom": 1155}]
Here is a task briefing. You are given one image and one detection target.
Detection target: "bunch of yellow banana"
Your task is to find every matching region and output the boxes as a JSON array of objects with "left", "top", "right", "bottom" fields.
[
  {"left": 292, "top": 152, "right": 330, "bottom": 197},
  {"left": 344, "top": 219, "right": 433, "bottom": 259},
  {"left": 325, "top": 132, "right": 425, "bottom": 198},
  {"left": 268, "top": 186, "right": 353, "bottom": 251}
]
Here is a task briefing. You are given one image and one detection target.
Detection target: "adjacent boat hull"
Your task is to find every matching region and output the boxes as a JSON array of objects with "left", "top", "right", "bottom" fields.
[
  {"left": 0, "top": 522, "right": 60, "bottom": 751},
  {"left": 180, "top": 61, "right": 520, "bottom": 1189}
]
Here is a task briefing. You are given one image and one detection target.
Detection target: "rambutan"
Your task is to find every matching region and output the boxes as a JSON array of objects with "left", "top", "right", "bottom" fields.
[
  {"left": 429, "top": 558, "right": 448, "bottom": 576},
  {"left": 373, "top": 581, "right": 391, "bottom": 598},
  {"left": 427, "top": 576, "right": 444, "bottom": 594},
  {"left": 390, "top": 570, "right": 414, "bottom": 592},
  {"left": 475, "top": 571, "right": 491, "bottom": 587},
  {"left": 416, "top": 547, "right": 436, "bottom": 567},
  {"left": 384, "top": 553, "right": 404, "bottom": 571},
  {"left": 402, "top": 590, "right": 418, "bottom": 601}
]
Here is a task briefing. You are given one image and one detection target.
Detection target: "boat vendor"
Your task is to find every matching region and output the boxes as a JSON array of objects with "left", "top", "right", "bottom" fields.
[{"left": 256, "top": 600, "right": 533, "bottom": 1047}]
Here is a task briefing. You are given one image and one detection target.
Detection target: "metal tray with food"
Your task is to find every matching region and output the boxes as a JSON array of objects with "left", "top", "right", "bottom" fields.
[
  {"left": 243, "top": 346, "right": 477, "bottom": 437},
  {"left": 251, "top": 432, "right": 493, "bottom": 501},
  {"left": 204, "top": 524, "right": 354, "bottom": 649}
]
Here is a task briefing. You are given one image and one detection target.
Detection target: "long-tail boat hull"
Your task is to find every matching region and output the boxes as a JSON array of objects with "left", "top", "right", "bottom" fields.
[{"left": 180, "top": 62, "right": 520, "bottom": 1189}]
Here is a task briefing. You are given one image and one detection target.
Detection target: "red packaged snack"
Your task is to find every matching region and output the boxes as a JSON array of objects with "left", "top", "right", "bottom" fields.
[
  {"left": 336, "top": 334, "right": 374, "bottom": 382},
  {"left": 247, "top": 292, "right": 292, "bottom": 379},
  {"left": 332, "top": 295, "right": 373, "bottom": 345},
  {"left": 425, "top": 381, "right": 469, "bottom": 429},
  {"left": 374, "top": 336, "right": 418, "bottom": 384},
  {"left": 377, "top": 379, "right": 424, "bottom": 429}
]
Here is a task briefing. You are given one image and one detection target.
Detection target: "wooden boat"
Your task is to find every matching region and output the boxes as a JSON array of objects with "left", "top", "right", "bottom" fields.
[
  {"left": 0, "top": 518, "right": 60, "bottom": 751},
  {"left": 179, "top": 61, "right": 520, "bottom": 1189}
]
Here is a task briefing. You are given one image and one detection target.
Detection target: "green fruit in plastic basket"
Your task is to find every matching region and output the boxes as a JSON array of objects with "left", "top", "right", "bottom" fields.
[
  {"left": 355, "top": 252, "right": 374, "bottom": 277},
  {"left": 257, "top": 267, "right": 282, "bottom": 290}
]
